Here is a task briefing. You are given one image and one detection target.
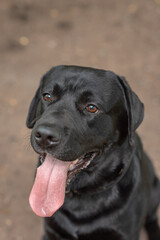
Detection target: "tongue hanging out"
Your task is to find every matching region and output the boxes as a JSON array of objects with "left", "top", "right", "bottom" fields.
[{"left": 29, "top": 154, "right": 71, "bottom": 217}]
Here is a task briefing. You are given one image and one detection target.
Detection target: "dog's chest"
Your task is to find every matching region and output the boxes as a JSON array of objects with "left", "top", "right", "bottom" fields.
[{"left": 49, "top": 193, "right": 125, "bottom": 240}]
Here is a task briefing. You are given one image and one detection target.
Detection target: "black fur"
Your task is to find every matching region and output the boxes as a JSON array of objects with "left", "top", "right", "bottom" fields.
[{"left": 26, "top": 65, "right": 160, "bottom": 240}]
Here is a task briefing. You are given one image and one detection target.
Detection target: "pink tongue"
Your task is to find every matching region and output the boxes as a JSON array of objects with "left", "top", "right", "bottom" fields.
[{"left": 29, "top": 154, "right": 71, "bottom": 217}]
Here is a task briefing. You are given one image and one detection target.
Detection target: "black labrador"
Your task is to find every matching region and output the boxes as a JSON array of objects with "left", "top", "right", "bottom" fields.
[{"left": 26, "top": 65, "right": 160, "bottom": 240}]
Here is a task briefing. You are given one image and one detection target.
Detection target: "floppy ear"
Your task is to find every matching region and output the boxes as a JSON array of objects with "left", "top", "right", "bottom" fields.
[
  {"left": 116, "top": 76, "right": 144, "bottom": 145},
  {"left": 26, "top": 86, "right": 41, "bottom": 129}
]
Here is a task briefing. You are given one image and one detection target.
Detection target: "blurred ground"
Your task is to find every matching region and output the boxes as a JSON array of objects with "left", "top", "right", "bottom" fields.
[{"left": 0, "top": 0, "right": 160, "bottom": 239}]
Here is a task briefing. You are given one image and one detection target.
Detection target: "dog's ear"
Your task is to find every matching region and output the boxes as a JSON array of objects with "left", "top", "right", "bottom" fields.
[
  {"left": 116, "top": 75, "right": 144, "bottom": 145},
  {"left": 26, "top": 85, "right": 41, "bottom": 129}
]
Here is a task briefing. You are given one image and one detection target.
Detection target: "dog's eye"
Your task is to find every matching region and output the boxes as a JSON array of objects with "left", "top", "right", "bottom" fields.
[
  {"left": 43, "top": 93, "right": 53, "bottom": 102},
  {"left": 86, "top": 105, "right": 98, "bottom": 113}
]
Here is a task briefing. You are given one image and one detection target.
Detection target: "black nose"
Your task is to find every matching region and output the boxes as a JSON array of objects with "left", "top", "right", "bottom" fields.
[{"left": 34, "top": 126, "right": 61, "bottom": 148}]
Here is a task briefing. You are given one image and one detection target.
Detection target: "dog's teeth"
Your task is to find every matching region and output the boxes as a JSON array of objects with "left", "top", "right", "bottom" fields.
[
  {"left": 68, "top": 152, "right": 97, "bottom": 176},
  {"left": 40, "top": 156, "right": 44, "bottom": 164},
  {"left": 72, "top": 159, "right": 79, "bottom": 165},
  {"left": 78, "top": 158, "right": 83, "bottom": 163},
  {"left": 86, "top": 160, "right": 91, "bottom": 167},
  {"left": 69, "top": 159, "right": 79, "bottom": 170},
  {"left": 83, "top": 160, "right": 91, "bottom": 169},
  {"left": 69, "top": 165, "right": 75, "bottom": 171}
]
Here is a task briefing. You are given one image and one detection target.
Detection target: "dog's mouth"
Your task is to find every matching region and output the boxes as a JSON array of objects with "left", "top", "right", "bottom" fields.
[
  {"left": 67, "top": 151, "right": 98, "bottom": 182},
  {"left": 39, "top": 151, "right": 98, "bottom": 182},
  {"left": 40, "top": 151, "right": 98, "bottom": 182},
  {"left": 29, "top": 151, "right": 98, "bottom": 218}
]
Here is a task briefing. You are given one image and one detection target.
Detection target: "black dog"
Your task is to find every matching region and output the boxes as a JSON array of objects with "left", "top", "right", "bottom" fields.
[{"left": 26, "top": 65, "right": 160, "bottom": 240}]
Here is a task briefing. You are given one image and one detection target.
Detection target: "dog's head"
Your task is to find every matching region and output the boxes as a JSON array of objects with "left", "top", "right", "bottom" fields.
[{"left": 26, "top": 65, "right": 144, "bottom": 217}]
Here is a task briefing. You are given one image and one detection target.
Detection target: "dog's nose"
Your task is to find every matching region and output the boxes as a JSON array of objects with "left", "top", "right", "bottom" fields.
[{"left": 34, "top": 126, "right": 61, "bottom": 147}]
